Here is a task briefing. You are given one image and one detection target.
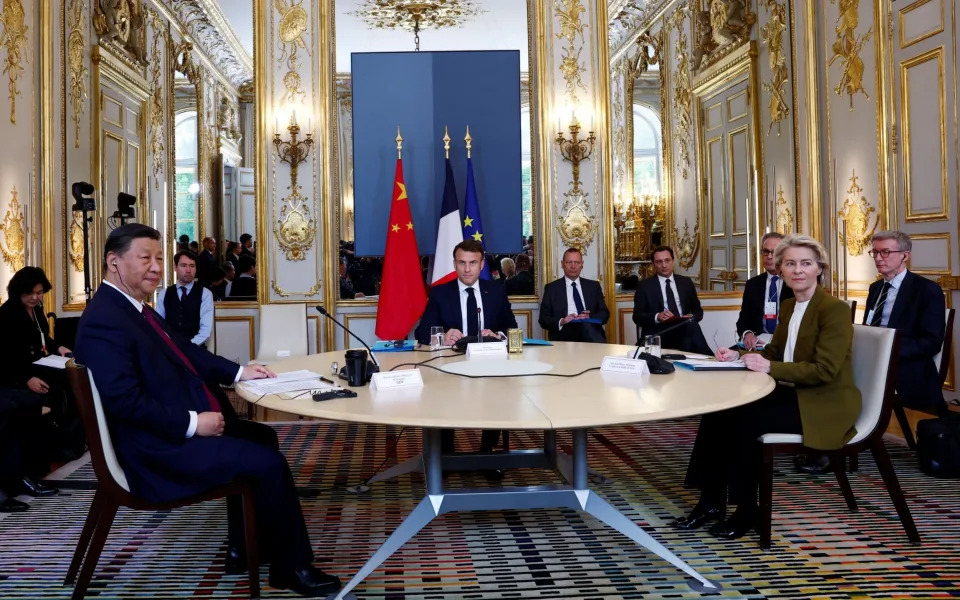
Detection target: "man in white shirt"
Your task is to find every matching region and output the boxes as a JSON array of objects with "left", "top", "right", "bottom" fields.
[
  {"left": 156, "top": 251, "right": 213, "bottom": 347},
  {"left": 538, "top": 247, "right": 609, "bottom": 342}
]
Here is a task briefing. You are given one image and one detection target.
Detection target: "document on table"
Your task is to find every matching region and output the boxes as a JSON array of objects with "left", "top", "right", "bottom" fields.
[
  {"left": 242, "top": 370, "right": 326, "bottom": 395},
  {"left": 674, "top": 359, "right": 747, "bottom": 371},
  {"left": 33, "top": 355, "right": 70, "bottom": 369}
]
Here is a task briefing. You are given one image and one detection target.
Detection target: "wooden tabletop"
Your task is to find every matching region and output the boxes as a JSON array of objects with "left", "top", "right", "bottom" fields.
[{"left": 235, "top": 342, "right": 775, "bottom": 430}]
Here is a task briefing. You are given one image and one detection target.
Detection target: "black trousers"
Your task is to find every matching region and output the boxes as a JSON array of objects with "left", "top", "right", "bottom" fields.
[
  {"left": 440, "top": 429, "right": 502, "bottom": 454},
  {"left": 684, "top": 384, "right": 802, "bottom": 508},
  {"left": 554, "top": 323, "right": 607, "bottom": 343},
  {"left": 0, "top": 387, "right": 46, "bottom": 489}
]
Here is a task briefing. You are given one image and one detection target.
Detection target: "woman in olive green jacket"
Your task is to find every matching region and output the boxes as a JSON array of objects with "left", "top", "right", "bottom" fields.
[{"left": 674, "top": 235, "right": 861, "bottom": 540}]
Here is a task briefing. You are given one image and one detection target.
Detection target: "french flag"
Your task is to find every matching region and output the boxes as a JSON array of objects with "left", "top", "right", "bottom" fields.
[{"left": 429, "top": 158, "right": 462, "bottom": 286}]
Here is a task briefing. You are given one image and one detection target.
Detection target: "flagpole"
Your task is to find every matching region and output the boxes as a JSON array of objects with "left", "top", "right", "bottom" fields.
[
  {"left": 396, "top": 126, "right": 403, "bottom": 159},
  {"left": 443, "top": 125, "right": 450, "bottom": 160},
  {"left": 464, "top": 125, "right": 472, "bottom": 159}
]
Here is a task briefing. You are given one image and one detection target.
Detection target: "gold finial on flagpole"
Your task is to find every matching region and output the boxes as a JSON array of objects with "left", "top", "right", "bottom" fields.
[
  {"left": 396, "top": 126, "right": 403, "bottom": 158},
  {"left": 443, "top": 126, "right": 451, "bottom": 160},
  {"left": 464, "top": 125, "right": 472, "bottom": 159}
]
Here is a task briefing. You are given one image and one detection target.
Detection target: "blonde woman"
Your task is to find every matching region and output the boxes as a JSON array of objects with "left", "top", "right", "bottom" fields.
[{"left": 675, "top": 234, "right": 861, "bottom": 540}]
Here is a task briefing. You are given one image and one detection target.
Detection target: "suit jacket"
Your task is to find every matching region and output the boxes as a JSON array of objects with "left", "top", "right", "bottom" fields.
[
  {"left": 539, "top": 277, "right": 609, "bottom": 342},
  {"left": 0, "top": 299, "right": 60, "bottom": 388},
  {"left": 632, "top": 273, "right": 711, "bottom": 354},
  {"left": 196, "top": 250, "right": 217, "bottom": 284},
  {"left": 415, "top": 279, "right": 518, "bottom": 344},
  {"left": 229, "top": 275, "right": 257, "bottom": 299},
  {"left": 74, "top": 284, "right": 241, "bottom": 502},
  {"left": 504, "top": 271, "right": 535, "bottom": 296},
  {"left": 862, "top": 270, "right": 945, "bottom": 409},
  {"left": 761, "top": 286, "right": 861, "bottom": 450},
  {"left": 736, "top": 272, "right": 795, "bottom": 337}
]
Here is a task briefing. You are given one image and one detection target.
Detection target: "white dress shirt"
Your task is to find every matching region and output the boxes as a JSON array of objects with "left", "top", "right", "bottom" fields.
[
  {"left": 102, "top": 280, "right": 240, "bottom": 439},
  {"left": 654, "top": 274, "right": 683, "bottom": 321},
  {"left": 457, "top": 279, "right": 485, "bottom": 334},
  {"left": 558, "top": 276, "right": 583, "bottom": 330},
  {"left": 878, "top": 268, "right": 908, "bottom": 327},
  {"left": 783, "top": 298, "right": 810, "bottom": 363},
  {"left": 156, "top": 280, "right": 214, "bottom": 346}
]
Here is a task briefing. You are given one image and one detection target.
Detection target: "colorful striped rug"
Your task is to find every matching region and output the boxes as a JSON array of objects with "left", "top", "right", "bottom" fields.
[{"left": 0, "top": 419, "right": 957, "bottom": 599}]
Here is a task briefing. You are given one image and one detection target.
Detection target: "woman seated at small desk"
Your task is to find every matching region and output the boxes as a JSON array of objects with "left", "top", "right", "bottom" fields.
[{"left": 675, "top": 234, "right": 861, "bottom": 540}]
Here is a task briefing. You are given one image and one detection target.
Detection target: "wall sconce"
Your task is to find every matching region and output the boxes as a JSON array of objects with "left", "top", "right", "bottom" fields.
[
  {"left": 273, "top": 113, "right": 314, "bottom": 193},
  {"left": 555, "top": 116, "right": 596, "bottom": 194}
]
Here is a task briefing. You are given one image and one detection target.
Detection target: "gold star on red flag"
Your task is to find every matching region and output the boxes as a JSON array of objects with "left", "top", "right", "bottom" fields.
[
  {"left": 406, "top": 222, "right": 414, "bottom": 230},
  {"left": 391, "top": 224, "right": 400, "bottom": 232}
]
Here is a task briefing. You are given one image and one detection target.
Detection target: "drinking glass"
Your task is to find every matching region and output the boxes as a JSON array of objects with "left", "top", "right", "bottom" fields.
[
  {"left": 644, "top": 335, "right": 661, "bottom": 358},
  {"left": 430, "top": 326, "right": 445, "bottom": 350}
]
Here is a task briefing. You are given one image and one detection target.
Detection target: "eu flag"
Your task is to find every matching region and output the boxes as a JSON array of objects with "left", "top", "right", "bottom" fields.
[{"left": 462, "top": 156, "right": 491, "bottom": 279}]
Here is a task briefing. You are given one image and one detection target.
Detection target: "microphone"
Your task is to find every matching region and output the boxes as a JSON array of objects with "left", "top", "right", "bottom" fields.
[
  {"left": 476, "top": 307, "right": 482, "bottom": 344},
  {"left": 315, "top": 306, "right": 380, "bottom": 370},
  {"left": 633, "top": 315, "right": 697, "bottom": 359}
]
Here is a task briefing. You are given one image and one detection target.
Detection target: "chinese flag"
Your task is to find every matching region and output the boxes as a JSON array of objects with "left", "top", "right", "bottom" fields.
[{"left": 375, "top": 159, "right": 427, "bottom": 340}]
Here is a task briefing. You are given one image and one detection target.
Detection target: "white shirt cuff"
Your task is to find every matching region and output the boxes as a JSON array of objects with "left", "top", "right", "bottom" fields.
[
  {"left": 234, "top": 366, "right": 243, "bottom": 384},
  {"left": 741, "top": 330, "right": 754, "bottom": 342},
  {"left": 654, "top": 313, "right": 661, "bottom": 323},
  {"left": 558, "top": 318, "right": 565, "bottom": 331},
  {"left": 186, "top": 411, "right": 198, "bottom": 438}
]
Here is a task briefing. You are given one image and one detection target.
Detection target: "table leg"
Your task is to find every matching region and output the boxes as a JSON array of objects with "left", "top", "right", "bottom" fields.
[{"left": 547, "top": 429, "right": 609, "bottom": 485}]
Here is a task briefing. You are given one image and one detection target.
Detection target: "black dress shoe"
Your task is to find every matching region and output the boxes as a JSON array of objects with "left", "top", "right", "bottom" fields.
[
  {"left": 708, "top": 508, "right": 756, "bottom": 540},
  {"left": 19, "top": 477, "right": 58, "bottom": 497},
  {"left": 793, "top": 454, "right": 831, "bottom": 475},
  {"left": 224, "top": 545, "right": 247, "bottom": 575},
  {"left": 672, "top": 503, "right": 725, "bottom": 531},
  {"left": 269, "top": 566, "right": 341, "bottom": 597},
  {"left": 483, "top": 469, "right": 505, "bottom": 481},
  {"left": 0, "top": 490, "right": 28, "bottom": 513}
]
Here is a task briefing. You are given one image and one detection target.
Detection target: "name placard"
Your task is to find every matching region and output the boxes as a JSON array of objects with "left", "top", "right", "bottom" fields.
[
  {"left": 371, "top": 369, "right": 424, "bottom": 390},
  {"left": 601, "top": 356, "right": 649, "bottom": 375},
  {"left": 466, "top": 342, "right": 508, "bottom": 359}
]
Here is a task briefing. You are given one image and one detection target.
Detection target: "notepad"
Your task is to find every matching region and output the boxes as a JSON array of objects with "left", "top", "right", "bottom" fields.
[
  {"left": 569, "top": 317, "right": 603, "bottom": 324},
  {"left": 674, "top": 359, "right": 747, "bottom": 371},
  {"left": 522, "top": 338, "right": 553, "bottom": 346},
  {"left": 372, "top": 340, "right": 417, "bottom": 352},
  {"left": 33, "top": 355, "right": 70, "bottom": 369}
]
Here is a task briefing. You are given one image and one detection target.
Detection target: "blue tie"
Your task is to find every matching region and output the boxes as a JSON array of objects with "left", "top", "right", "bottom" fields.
[
  {"left": 571, "top": 281, "right": 585, "bottom": 314},
  {"left": 466, "top": 287, "right": 479, "bottom": 337},
  {"left": 765, "top": 276, "right": 779, "bottom": 334}
]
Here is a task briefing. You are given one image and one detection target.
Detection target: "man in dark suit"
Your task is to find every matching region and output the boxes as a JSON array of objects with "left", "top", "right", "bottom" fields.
[
  {"left": 504, "top": 253, "right": 535, "bottom": 295},
  {"left": 736, "top": 232, "right": 794, "bottom": 350},
  {"left": 74, "top": 224, "right": 339, "bottom": 596},
  {"left": 539, "top": 247, "right": 609, "bottom": 343},
  {"left": 633, "top": 245, "right": 712, "bottom": 355},
  {"left": 196, "top": 237, "right": 217, "bottom": 286},
  {"left": 415, "top": 240, "right": 517, "bottom": 459},
  {"left": 239, "top": 233, "right": 255, "bottom": 257},
  {"left": 228, "top": 255, "right": 257, "bottom": 299},
  {"left": 864, "top": 230, "right": 945, "bottom": 409}
]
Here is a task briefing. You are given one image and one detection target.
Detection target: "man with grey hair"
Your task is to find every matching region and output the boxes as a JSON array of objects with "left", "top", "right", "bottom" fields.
[
  {"left": 864, "top": 230, "right": 945, "bottom": 411},
  {"left": 735, "top": 232, "right": 794, "bottom": 350}
]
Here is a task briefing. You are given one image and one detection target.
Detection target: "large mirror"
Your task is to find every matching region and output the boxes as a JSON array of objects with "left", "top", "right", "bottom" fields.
[
  {"left": 331, "top": 0, "right": 538, "bottom": 302},
  {"left": 173, "top": 71, "right": 200, "bottom": 246}
]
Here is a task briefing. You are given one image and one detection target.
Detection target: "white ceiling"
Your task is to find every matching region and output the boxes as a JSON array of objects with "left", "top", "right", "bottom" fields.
[
  {"left": 215, "top": 0, "right": 254, "bottom": 60},
  {"left": 336, "top": 0, "right": 529, "bottom": 73}
]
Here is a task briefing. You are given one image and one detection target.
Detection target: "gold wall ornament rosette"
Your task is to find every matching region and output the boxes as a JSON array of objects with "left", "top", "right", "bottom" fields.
[
  {"left": 276, "top": 0, "right": 307, "bottom": 105},
  {"left": 555, "top": 0, "right": 588, "bottom": 104},
  {"left": 271, "top": 279, "right": 321, "bottom": 298},
  {"left": 760, "top": 0, "right": 788, "bottom": 135},
  {"left": 674, "top": 217, "right": 699, "bottom": 270},
  {"left": 0, "top": 0, "right": 27, "bottom": 124},
  {"left": 672, "top": 9, "right": 692, "bottom": 179},
  {"left": 838, "top": 169, "right": 878, "bottom": 256},
  {"left": 68, "top": 0, "right": 88, "bottom": 147},
  {"left": 828, "top": 0, "right": 872, "bottom": 110},
  {"left": 0, "top": 186, "right": 25, "bottom": 270},
  {"left": 774, "top": 184, "right": 793, "bottom": 233},
  {"left": 148, "top": 10, "right": 164, "bottom": 188},
  {"left": 556, "top": 188, "right": 598, "bottom": 254}
]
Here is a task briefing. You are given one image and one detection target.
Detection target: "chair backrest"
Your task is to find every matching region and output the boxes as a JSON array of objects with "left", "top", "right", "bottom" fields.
[
  {"left": 845, "top": 299, "right": 857, "bottom": 322},
  {"left": 254, "top": 303, "right": 308, "bottom": 362},
  {"left": 207, "top": 305, "right": 217, "bottom": 355},
  {"left": 848, "top": 324, "right": 900, "bottom": 446},
  {"left": 933, "top": 308, "right": 954, "bottom": 385},
  {"left": 65, "top": 362, "right": 131, "bottom": 493}
]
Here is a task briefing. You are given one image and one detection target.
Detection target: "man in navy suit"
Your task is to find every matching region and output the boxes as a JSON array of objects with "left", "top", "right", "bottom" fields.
[
  {"left": 863, "top": 230, "right": 945, "bottom": 410},
  {"left": 415, "top": 239, "right": 517, "bottom": 458},
  {"left": 633, "top": 246, "right": 712, "bottom": 355},
  {"left": 539, "top": 247, "right": 609, "bottom": 343},
  {"left": 735, "top": 232, "right": 794, "bottom": 350},
  {"left": 74, "top": 224, "right": 339, "bottom": 597}
]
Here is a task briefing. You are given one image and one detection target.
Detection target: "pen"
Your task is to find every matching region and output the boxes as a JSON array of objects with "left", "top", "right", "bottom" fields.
[{"left": 320, "top": 376, "right": 335, "bottom": 385}]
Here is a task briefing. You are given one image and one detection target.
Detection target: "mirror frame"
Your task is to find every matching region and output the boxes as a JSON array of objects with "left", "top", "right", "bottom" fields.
[{"left": 169, "top": 41, "right": 205, "bottom": 271}]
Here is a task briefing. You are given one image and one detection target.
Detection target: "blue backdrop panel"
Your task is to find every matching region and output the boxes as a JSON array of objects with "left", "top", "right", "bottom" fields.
[{"left": 352, "top": 51, "right": 522, "bottom": 256}]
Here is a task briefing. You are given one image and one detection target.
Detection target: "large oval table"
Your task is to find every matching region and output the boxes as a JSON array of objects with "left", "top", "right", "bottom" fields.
[{"left": 236, "top": 342, "right": 774, "bottom": 599}]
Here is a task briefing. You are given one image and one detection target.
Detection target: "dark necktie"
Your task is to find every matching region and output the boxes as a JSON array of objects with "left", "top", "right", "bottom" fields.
[
  {"left": 180, "top": 285, "right": 187, "bottom": 300},
  {"left": 465, "top": 287, "right": 479, "bottom": 338},
  {"left": 142, "top": 308, "right": 220, "bottom": 412},
  {"left": 665, "top": 279, "right": 680, "bottom": 314},
  {"left": 571, "top": 281, "right": 585, "bottom": 314},
  {"left": 870, "top": 282, "right": 891, "bottom": 326},
  {"left": 765, "top": 275, "right": 779, "bottom": 334}
]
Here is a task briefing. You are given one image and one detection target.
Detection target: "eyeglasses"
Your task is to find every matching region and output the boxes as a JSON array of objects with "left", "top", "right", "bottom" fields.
[
  {"left": 867, "top": 249, "right": 906, "bottom": 259},
  {"left": 760, "top": 249, "right": 775, "bottom": 256}
]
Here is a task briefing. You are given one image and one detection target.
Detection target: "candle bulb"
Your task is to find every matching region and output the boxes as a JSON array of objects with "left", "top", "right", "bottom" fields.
[{"left": 275, "top": 117, "right": 278, "bottom": 133}]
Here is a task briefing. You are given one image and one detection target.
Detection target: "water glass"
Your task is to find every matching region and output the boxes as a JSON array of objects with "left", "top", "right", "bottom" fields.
[
  {"left": 430, "top": 326, "right": 445, "bottom": 350},
  {"left": 644, "top": 335, "right": 661, "bottom": 358}
]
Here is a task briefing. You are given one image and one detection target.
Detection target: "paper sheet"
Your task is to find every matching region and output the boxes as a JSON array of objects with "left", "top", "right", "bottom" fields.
[{"left": 33, "top": 355, "right": 70, "bottom": 369}]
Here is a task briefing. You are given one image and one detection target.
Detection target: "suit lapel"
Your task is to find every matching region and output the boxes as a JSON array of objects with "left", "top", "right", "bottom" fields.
[
  {"left": 647, "top": 277, "right": 664, "bottom": 311},
  {"left": 887, "top": 271, "right": 913, "bottom": 328},
  {"left": 863, "top": 280, "right": 880, "bottom": 323}
]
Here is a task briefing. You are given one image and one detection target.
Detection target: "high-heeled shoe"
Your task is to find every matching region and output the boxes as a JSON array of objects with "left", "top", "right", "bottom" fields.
[
  {"left": 708, "top": 507, "right": 757, "bottom": 540},
  {"left": 672, "top": 502, "right": 725, "bottom": 530}
]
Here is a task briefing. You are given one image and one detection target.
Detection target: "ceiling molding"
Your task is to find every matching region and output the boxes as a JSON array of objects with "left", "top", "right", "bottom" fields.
[
  {"left": 608, "top": 0, "right": 676, "bottom": 64},
  {"left": 158, "top": 0, "right": 253, "bottom": 89}
]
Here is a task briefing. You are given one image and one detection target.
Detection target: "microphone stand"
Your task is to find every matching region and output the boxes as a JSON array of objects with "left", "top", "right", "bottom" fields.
[
  {"left": 476, "top": 307, "right": 483, "bottom": 344},
  {"left": 633, "top": 315, "right": 697, "bottom": 359},
  {"left": 315, "top": 306, "right": 381, "bottom": 372}
]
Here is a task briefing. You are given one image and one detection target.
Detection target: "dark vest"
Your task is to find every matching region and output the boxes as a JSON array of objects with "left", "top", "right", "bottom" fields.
[{"left": 162, "top": 283, "right": 204, "bottom": 339}]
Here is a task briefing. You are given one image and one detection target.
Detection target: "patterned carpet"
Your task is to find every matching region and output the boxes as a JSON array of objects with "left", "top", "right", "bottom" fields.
[{"left": 0, "top": 419, "right": 957, "bottom": 599}]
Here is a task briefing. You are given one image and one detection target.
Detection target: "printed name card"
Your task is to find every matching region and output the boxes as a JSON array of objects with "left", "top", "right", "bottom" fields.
[
  {"left": 371, "top": 369, "right": 424, "bottom": 390},
  {"left": 600, "top": 356, "right": 649, "bottom": 375},
  {"left": 466, "top": 342, "right": 508, "bottom": 359}
]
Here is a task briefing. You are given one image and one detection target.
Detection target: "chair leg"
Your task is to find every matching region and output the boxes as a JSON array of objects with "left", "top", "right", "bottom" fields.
[
  {"left": 849, "top": 453, "right": 859, "bottom": 472},
  {"left": 241, "top": 487, "right": 260, "bottom": 599},
  {"left": 829, "top": 454, "right": 858, "bottom": 511},
  {"left": 870, "top": 441, "right": 921, "bottom": 543},
  {"left": 501, "top": 430, "right": 511, "bottom": 452},
  {"left": 71, "top": 502, "right": 118, "bottom": 600},
  {"left": 758, "top": 445, "right": 776, "bottom": 549},
  {"left": 65, "top": 491, "right": 106, "bottom": 586},
  {"left": 893, "top": 405, "right": 917, "bottom": 450}
]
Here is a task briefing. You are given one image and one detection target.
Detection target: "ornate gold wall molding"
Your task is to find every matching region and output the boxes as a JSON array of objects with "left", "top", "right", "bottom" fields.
[
  {"left": 674, "top": 217, "right": 700, "bottom": 269},
  {"left": 0, "top": 0, "right": 27, "bottom": 124},
  {"left": 611, "top": 58, "right": 627, "bottom": 200},
  {"left": 691, "top": 0, "right": 756, "bottom": 73},
  {"left": 0, "top": 186, "right": 25, "bottom": 270},
  {"left": 148, "top": 10, "right": 165, "bottom": 188},
  {"left": 68, "top": 0, "right": 88, "bottom": 147},
  {"left": 838, "top": 169, "right": 878, "bottom": 255},
  {"left": 276, "top": 0, "right": 308, "bottom": 105},
  {"left": 828, "top": 0, "right": 873, "bottom": 109},
  {"left": 555, "top": 0, "right": 588, "bottom": 105},
  {"left": 69, "top": 219, "right": 85, "bottom": 271},
  {"left": 556, "top": 187, "right": 599, "bottom": 253},
  {"left": 271, "top": 279, "right": 321, "bottom": 298},
  {"left": 94, "top": 0, "right": 148, "bottom": 67},
  {"left": 774, "top": 184, "right": 793, "bottom": 233},
  {"left": 672, "top": 9, "right": 692, "bottom": 179},
  {"left": 760, "top": 0, "right": 788, "bottom": 135}
]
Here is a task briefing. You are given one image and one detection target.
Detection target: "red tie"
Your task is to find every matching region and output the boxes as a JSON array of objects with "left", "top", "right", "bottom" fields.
[{"left": 142, "top": 307, "right": 221, "bottom": 412}]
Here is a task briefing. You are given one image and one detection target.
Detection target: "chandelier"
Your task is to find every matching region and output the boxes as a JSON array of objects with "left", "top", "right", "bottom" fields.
[{"left": 349, "top": 1, "right": 485, "bottom": 49}]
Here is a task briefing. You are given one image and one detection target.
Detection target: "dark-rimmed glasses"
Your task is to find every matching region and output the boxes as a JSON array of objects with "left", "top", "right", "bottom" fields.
[{"left": 867, "top": 249, "right": 906, "bottom": 259}]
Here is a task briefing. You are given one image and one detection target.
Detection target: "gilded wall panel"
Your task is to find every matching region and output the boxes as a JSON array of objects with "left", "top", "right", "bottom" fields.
[{"left": 900, "top": 47, "right": 948, "bottom": 221}]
